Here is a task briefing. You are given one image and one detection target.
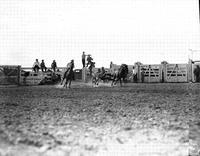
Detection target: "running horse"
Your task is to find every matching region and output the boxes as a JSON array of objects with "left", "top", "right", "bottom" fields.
[
  {"left": 60, "top": 64, "right": 74, "bottom": 88},
  {"left": 92, "top": 64, "right": 129, "bottom": 87},
  {"left": 112, "top": 64, "right": 129, "bottom": 86}
]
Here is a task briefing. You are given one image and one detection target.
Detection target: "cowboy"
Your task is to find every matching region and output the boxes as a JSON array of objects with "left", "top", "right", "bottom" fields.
[
  {"left": 40, "top": 60, "right": 47, "bottom": 72},
  {"left": 66, "top": 59, "right": 75, "bottom": 73},
  {"left": 86, "top": 54, "right": 93, "bottom": 67},
  {"left": 194, "top": 65, "right": 200, "bottom": 82},
  {"left": 82, "top": 51, "right": 86, "bottom": 68},
  {"left": 132, "top": 66, "right": 137, "bottom": 83},
  {"left": 51, "top": 60, "right": 57, "bottom": 72},
  {"left": 110, "top": 61, "right": 113, "bottom": 69},
  {"left": 68, "top": 59, "right": 75, "bottom": 80},
  {"left": 33, "top": 59, "right": 40, "bottom": 73},
  {"left": 99, "top": 67, "right": 106, "bottom": 78},
  {"left": 67, "top": 59, "right": 74, "bottom": 68}
]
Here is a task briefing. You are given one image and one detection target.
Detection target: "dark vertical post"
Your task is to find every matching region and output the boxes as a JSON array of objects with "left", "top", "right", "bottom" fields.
[
  {"left": 137, "top": 64, "right": 141, "bottom": 82},
  {"left": 18, "top": 66, "right": 21, "bottom": 85}
]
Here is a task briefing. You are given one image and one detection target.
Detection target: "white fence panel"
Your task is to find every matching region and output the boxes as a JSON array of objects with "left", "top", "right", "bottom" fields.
[
  {"left": 164, "top": 64, "right": 188, "bottom": 82},
  {"left": 139, "top": 64, "right": 162, "bottom": 83}
]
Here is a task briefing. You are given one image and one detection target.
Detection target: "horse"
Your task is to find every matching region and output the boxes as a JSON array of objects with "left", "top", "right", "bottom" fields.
[
  {"left": 92, "top": 64, "right": 129, "bottom": 87},
  {"left": 60, "top": 64, "right": 74, "bottom": 88},
  {"left": 111, "top": 64, "right": 129, "bottom": 86},
  {"left": 92, "top": 71, "right": 100, "bottom": 87},
  {"left": 91, "top": 68, "right": 114, "bottom": 87},
  {"left": 39, "top": 69, "right": 62, "bottom": 85}
]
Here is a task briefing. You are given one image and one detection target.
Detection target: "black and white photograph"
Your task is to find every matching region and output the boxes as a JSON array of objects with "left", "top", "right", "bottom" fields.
[{"left": 0, "top": 0, "right": 200, "bottom": 155}]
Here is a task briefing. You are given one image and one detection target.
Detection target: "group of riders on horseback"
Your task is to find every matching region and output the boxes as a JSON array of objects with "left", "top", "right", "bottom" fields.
[
  {"left": 91, "top": 65, "right": 129, "bottom": 87},
  {"left": 60, "top": 52, "right": 129, "bottom": 88}
]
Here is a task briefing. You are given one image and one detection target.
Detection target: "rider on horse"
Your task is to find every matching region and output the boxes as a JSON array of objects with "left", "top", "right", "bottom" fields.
[
  {"left": 66, "top": 60, "right": 74, "bottom": 73},
  {"left": 86, "top": 54, "right": 93, "bottom": 67},
  {"left": 99, "top": 67, "right": 106, "bottom": 79},
  {"left": 61, "top": 59, "right": 75, "bottom": 87}
]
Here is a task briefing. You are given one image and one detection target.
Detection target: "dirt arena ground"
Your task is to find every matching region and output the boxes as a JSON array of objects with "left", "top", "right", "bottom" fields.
[{"left": 0, "top": 82, "right": 200, "bottom": 156}]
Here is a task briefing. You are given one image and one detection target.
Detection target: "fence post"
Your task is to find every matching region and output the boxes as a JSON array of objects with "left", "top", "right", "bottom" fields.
[
  {"left": 137, "top": 65, "right": 141, "bottom": 83},
  {"left": 187, "top": 59, "right": 193, "bottom": 82},
  {"left": 162, "top": 63, "right": 167, "bottom": 83},
  {"left": 82, "top": 67, "right": 86, "bottom": 83},
  {"left": 18, "top": 66, "right": 21, "bottom": 85},
  {"left": 159, "top": 65, "right": 163, "bottom": 83},
  {"left": 148, "top": 65, "right": 151, "bottom": 83}
]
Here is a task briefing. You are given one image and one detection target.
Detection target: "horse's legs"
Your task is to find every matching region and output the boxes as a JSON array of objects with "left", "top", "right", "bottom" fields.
[
  {"left": 92, "top": 77, "right": 95, "bottom": 87},
  {"left": 93, "top": 78, "right": 97, "bottom": 87},
  {"left": 96, "top": 78, "right": 99, "bottom": 86},
  {"left": 65, "top": 79, "right": 69, "bottom": 88},
  {"left": 60, "top": 78, "right": 63, "bottom": 85},
  {"left": 123, "top": 78, "right": 126, "bottom": 86},
  {"left": 111, "top": 79, "right": 114, "bottom": 87},
  {"left": 120, "top": 78, "right": 122, "bottom": 87},
  {"left": 111, "top": 78, "right": 116, "bottom": 87},
  {"left": 60, "top": 75, "right": 65, "bottom": 85},
  {"left": 63, "top": 81, "right": 66, "bottom": 88},
  {"left": 68, "top": 79, "right": 71, "bottom": 88},
  {"left": 113, "top": 78, "right": 118, "bottom": 86}
]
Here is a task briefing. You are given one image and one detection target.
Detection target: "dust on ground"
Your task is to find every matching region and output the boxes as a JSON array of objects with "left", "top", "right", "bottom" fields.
[{"left": 0, "top": 82, "right": 200, "bottom": 156}]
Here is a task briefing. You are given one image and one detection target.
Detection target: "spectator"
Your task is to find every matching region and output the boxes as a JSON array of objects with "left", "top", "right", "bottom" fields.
[
  {"left": 110, "top": 61, "right": 113, "bottom": 69},
  {"left": 51, "top": 60, "right": 57, "bottom": 72},
  {"left": 33, "top": 59, "right": 40, "bottom": 73},
  {"left": 141, "top": 68, "right": 145, "bottom": 83},
  {"left": 40, "top": 60, "right": 47, "bottom": 72},
  {"left": 82, "top": 51, "right": 86, "bottom": 68},
  {"left": 132, "top": 66, "right": 138, "bottom": 83},
  {"left": 194, "top": 65, "right": 200, "bottom": 82}
]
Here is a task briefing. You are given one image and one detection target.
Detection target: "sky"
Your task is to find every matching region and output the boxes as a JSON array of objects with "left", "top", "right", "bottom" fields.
[{"left": 0, "top": 0, "right": 200, "bottom": 68}]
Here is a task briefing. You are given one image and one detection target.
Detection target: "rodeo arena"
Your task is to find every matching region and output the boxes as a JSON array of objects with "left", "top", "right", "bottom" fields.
[{"left": 0, "top": 52, "right": 200, "bottom": 156}]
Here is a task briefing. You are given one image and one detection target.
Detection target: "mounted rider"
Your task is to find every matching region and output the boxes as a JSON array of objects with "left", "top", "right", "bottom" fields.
[
  {"left": 66, "top": 59, "right": 74, "bottom": 71},
  {"left": 86, "top": 54, "right": 93, "bottom": 67},
  {"left": 99, "top": 67, "right": 106, "bottom": 78},
  {"left": 63, "top": 59, "right": 75, "bottom": 80}
]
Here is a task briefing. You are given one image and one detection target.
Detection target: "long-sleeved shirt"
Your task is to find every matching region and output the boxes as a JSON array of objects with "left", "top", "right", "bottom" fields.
[
  {"left": 67, "top": 62, "right": 75, "bottom": 69},
  {"left": 33, "top": 61, "right": 40, "bottom": 67},
  {"left": 82, "top": 54, "right": 86, "bottom": 60}
]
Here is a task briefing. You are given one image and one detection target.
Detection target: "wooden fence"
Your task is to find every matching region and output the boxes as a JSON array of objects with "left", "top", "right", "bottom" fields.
[
  {"left": 1, "top": 62, "right": 199, "bottom": 85},
  {"left": 136, "top": 63, "right": 190, "bottom": 83},
  {"left": 138, "top": 64, "right": 163, "bottom": 83},
  {"left": 0, "top": 65, "right": 21, "bottom": 85},
  {"left": 82, "top": 63, "right": 193, "bottom": 83},
  {"left": 163, "top": 64, "right": 188, "bottom": 82},
  {"left": 20, "top": 67, "right": 83, "bottom": 85},
  {"left": 20, "top": 67, "right": 70, "bottom": 85}
]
